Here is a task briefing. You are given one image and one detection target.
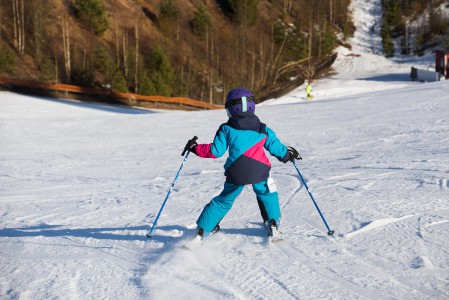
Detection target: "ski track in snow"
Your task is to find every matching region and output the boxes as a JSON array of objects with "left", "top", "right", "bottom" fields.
[{"left": 2, "top": 0, "right": 449, "bottom": 298}]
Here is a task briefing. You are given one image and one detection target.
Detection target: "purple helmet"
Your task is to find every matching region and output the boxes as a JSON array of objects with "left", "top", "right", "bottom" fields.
[{"left": 225, "top": 88, "right": 255, "bottom": 117}]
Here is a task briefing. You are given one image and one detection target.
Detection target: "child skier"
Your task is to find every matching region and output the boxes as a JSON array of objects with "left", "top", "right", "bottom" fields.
[{"left": 182, "top": 87, "right": 301, "bottom": 240}]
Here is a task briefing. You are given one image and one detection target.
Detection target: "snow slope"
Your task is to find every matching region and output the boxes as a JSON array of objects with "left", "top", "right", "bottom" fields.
[
  {"left": 1, "top": 78, "right": 448, "bottom": 300},
  {"left": 1, "top": 0, "right": 449, "bottom": 299}
]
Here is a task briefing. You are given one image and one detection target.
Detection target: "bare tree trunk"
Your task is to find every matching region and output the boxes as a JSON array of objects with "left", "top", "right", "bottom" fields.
[
  {"left": 33, "top": 2, "right": 42, "bottom": 62},
  {"left": 54, "top": 50, "right": 59, "bottom": 82},
  {"left": 20, "top": 0, "right": 24, "bottom": 55},
  {"left": 0, "top": 1, "right": 3, "bottom": 49},
  {"left": 62, "top": 14, "right": 71, "bottom": 81},
  {"left": 266, "top": 24, "right": 275, "bottom": 84},
  {"left": 257, "top": 38, "right": 266, "bottom": 88},
  {"left": 200, "top": 71, "right": 205, "bottom": 101},
  {"left": 318, "top": 27, "right": 322, "bottom": 58},
  {"left": 405, "top": 20, "right": 409, "bottom": 55},
  {"left": 250, "top": 46, "right": 255, "bottom": 91},
  {"left": 12, "top": 0, "right": 19, "bottom": 50},
  {"left": 202, "top": 28, "right": 208, "bottom": 102},
  {"left": 134, "top": 23, "right": 139, "bottom": 94},
  {"left": 13, "top": 0, "right": 25, "bottom": 56},
  {"left": 307, "top": 15, "right": 313, "bottom": 80},
  {"left": 329, "top": 0, "right": 334, "bottom": 27},
  {"left": 216, "top": 47, "right": 221, "bottom": 101},
  {"left": 123, "top": 32, "right": 128, "bottom": 77},
  {"left": 271, "top": 31, "right": 288, "bottom": 83},
  {"left": 187, "top": 56, "right": 191, "bottom": 96},
  {"left": 31, "top": 1, "right": 48, "bottom": 62},
  {"left": 82, "top": 31, "right": 87, "bottom": 71},
  {"left": 180, "top": 55, "right": 184, "bottom": 90},
  {"left": 0, "top": 2, "right": 2, "bottom": 48},
  {"left": 115, "top": 24, "right": 120, "bottom": 67},
  {"left": 283, "top": 0, "right": 292, "bottom": 15},
  {"left": 209, "top": 29, "right": 213, "bottom": 104}
]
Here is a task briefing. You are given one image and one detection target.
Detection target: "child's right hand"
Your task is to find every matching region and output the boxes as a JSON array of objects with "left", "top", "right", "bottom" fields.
[{"left": 182, "top": 136, "right": 198, "bottom": 156}]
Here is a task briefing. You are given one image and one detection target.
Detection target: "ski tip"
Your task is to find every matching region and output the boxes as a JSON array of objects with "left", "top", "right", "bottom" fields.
[
  {"left": 268, "top": 237, "right": 284, "bottom": 243},
  {"left": 267, "top": 232, "right": 284, "bottom": 243}
]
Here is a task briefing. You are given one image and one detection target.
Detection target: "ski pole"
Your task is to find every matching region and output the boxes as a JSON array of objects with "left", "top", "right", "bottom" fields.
[
  {"left": 292, "top": 160, "right": 335, "bottom": 237},
  {"left": 146, "top": 137, "right": 197, "bottom": 239}
]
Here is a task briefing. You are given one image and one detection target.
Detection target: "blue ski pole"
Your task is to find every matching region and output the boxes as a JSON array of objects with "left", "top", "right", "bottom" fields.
[
  {"left": 292, "top": 160, "right": 335, "bottom": 237},
  {"left": 146, "top": 137, "right": 197, "bottom": 239}
]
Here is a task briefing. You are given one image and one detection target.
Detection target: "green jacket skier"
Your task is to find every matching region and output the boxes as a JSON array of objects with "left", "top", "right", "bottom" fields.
[{"left": 305, "top": 83, "right": 313, "bottom": 99}]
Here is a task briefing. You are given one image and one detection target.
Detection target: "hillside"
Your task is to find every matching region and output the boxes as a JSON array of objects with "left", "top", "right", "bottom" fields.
[{"left": 0, "top": 0, "right": 353, "bottom": 105}]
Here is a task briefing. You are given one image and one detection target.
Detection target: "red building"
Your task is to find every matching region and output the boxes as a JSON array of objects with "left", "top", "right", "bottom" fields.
[{"left": 435, "top": 50, "right": 449, "bottom": 79}]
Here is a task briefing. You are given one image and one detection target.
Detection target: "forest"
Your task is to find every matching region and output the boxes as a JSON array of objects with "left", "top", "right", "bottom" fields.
[
  {"left": 381, "top": 0, "right": 449, "bottom": 56},
  {"left": 0, "top": 0, "right": 353, "bottom": 104}
]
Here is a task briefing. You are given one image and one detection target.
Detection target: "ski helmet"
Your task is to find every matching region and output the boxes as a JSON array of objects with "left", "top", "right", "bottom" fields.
[{"left": 225, "top": 88, "right": 255, "bottom": 117}]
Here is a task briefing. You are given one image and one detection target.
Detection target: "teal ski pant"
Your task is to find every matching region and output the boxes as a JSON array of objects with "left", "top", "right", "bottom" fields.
[{"left": 196, "top": 179, "right": 281, "bottom": 232}]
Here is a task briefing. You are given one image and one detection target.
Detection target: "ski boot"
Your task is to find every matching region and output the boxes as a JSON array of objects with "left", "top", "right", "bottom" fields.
[
  {"left": 268, "top": 219, "right": 283, "bottom": 242},
  {"left": 195, "top": 223, "right": 220, "bottom": 241}
]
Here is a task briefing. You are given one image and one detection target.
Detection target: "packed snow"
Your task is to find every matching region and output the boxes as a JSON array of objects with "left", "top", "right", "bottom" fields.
[{"left": 1, "top": 0, "right": 449, "bottom": 299}]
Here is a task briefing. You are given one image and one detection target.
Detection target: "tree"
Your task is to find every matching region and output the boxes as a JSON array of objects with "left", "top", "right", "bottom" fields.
[
  {"left": 148, "top": 46, "right": 175, "bottom": 96},
  {"left": 138, "top": 69, "right": 156, "bottom": 95},
  {"left": 383, "top": 33, "right": 395, "bottom": 57},
  {"left": 220, "top": 0, "right": 259, "bottom": 27},
  {"left": 429, "top": 7, "right": 448, "bottom": 36},
  {"left": 414, "top": 26, "right": 427, "bottom": 56},
  {"left": 111, "top": 69, "right": 128, "bottom": 93},
  {"left": 159, "top": 0, "right": 179, "bottom": 37},
  {"left": 159, "top": 0, "right": 178, "bottom": 20},
  {"left": 73, "top": 0, "right": 109, "bottom": 36},
  {"left": 0, "top": 48, "right": 15, "bottom": 72},
  {"left": 191, "top": 5, "right": 212, "bottom": 38},
  {"left": 38, "top": 56, "right": 56, "bottom": 82}
]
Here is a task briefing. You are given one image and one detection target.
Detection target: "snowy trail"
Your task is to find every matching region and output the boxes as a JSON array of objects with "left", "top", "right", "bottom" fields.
[{"left": 3, "top": 77, "right": 448, "bottom": 299}]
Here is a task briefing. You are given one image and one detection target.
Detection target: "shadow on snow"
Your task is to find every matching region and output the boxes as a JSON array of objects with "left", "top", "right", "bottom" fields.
[
  {"left": 0, "top": 223, "right": 194, "bottom": 244},
  {"left": 358, "top": 73, "right": 411, "bottom": 82},
  {"left": 35, "top": 95, "right": 156, "bottom": 115}
]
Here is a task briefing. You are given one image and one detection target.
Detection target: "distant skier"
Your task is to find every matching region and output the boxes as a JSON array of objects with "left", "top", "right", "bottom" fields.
[
  {"left": 182, "top": 87, "right": 301, "bottom": 240},
  {"left": 305, "top": 82, "right": 313, "bottom": 99}
]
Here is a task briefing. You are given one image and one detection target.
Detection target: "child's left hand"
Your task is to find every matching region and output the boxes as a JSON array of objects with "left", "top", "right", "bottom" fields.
[{"left": 286, "top": 146, "right": 302, "bottom": 162}]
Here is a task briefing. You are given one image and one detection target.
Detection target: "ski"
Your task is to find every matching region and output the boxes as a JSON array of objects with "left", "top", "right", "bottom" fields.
[
  {"left": 181, "top": 225, "right": 221, "bottom": 250},
  {"left": 268, "top": 230, "right": 284, "bottom": 243}
]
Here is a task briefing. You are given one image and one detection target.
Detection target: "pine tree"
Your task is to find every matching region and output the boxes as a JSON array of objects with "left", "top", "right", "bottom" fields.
[
  {"left": 191, "top": 5, "right": 212, "bottom": 38},
  {"left": 73, "top": 0, "right": 108, "bottom": 36}
]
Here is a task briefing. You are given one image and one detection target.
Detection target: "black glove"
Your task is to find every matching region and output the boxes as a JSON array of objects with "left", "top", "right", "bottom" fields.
[
  {"left": 181, "top": 136, "right": 198, "bottom": 156},
  {"left": 286, "top": 146, "right": 302, "bottom": 162}
]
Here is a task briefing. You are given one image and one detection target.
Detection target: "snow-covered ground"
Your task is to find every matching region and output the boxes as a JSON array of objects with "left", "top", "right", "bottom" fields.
[{"left": 1, "top": 0, "right": 449, "bottom": 299}]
